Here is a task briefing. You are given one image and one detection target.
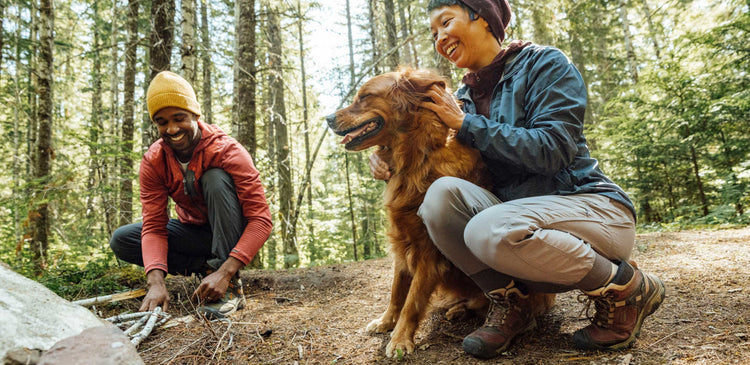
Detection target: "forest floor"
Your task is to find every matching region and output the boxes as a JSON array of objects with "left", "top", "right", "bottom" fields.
[{"left": 110, "top": 227, "right": 750, "bottom": 364}]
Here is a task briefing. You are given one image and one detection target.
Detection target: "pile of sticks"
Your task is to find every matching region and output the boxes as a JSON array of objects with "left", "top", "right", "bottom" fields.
[{"left": 106, "top": 307, "right": 172, "bottom": 347}]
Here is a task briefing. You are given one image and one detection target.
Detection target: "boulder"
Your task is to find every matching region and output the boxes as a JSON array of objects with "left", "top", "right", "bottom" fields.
[
  {"left": 0, "top": 262, "right": 107, "bottom": 358},
  {"left": 38, "top": 326, "right": 143, "bottom": 365}
]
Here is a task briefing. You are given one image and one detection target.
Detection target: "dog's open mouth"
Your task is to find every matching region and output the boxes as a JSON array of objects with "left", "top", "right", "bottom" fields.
[{"left": 334, "top": 116, "right": 384, "bottom": 149}]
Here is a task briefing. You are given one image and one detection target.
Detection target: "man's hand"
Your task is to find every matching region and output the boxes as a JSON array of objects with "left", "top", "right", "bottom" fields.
[
  {"left": 192, "top": 257, "right": 244, "bottom": 303},
  {"left": 420, "top": 85, "right": 465, "bottom": 130},
  {"left": 369, "top": 152, "right": 391, "bottom": 181},
  {"left": 140, "top": 270, "right": 169, "bottom": 312}
]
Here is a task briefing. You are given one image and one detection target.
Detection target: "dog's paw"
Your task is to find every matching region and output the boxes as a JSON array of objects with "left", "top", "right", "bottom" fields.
[
  {"left": 445, "top": 302, "right": 468, "bottom": 321},
  {"left": 366, "top": 317, "right": 394, "bottom": 334},
  {"left": 385, "top": 336, "right": 415, "bottom": 358}
]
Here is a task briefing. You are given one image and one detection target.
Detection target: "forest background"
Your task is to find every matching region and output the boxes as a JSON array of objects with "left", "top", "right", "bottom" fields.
[{"left": 0, "top": 0, "right": 748, "bottom": 298}]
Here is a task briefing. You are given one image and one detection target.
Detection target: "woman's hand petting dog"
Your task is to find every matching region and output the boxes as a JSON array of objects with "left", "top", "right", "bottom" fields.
[
  {"left": 420, "top": 84, "right": 465, "bottom": 130},
  {"left": 369, "top": 152, "right": 391, "bottom": 181}
]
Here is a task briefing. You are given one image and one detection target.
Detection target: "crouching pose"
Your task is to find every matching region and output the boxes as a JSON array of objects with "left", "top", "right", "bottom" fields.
[
  {"left": 369, "top": 0, "right": 665, "bottom": 358},
  {"left": 111, "top": 71, "right": 272, "bottom": 319}
]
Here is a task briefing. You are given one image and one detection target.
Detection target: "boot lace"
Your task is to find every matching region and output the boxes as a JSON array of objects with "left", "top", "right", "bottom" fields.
[
  {"left": 485, "top": 293, "right": 520, "bottom": 328},
  {"left": 577, "top": 293, "right": 615, "bottom": 328}
]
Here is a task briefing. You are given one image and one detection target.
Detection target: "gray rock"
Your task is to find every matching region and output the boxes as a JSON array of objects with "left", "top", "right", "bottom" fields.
[
  {"left": 38, "top": 327, "right": 143, "bottom": 365},
  {"left": 3, "top": 347, "right": 43, "bottom": 365},
  {"left": 0, "top": 263, "right": 106, "bottom": 358}
]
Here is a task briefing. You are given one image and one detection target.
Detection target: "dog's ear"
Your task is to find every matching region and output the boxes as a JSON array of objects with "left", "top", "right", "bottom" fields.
[{"left": 405, "top": 68, "right": 448, "bottom": 94}]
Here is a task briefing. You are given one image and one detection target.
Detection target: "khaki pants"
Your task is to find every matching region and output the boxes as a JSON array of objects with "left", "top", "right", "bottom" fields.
[{"left": 418, "top": 177, "right": 635, "bottom": 292}]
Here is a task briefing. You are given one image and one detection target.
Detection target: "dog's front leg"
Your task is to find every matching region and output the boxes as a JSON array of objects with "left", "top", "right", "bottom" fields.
[
  {"left": 385, "top": 264, "right": 438, "bottom": 357},
  {"left": 366, "top": 261, "right": 411, "bottom": 334}
]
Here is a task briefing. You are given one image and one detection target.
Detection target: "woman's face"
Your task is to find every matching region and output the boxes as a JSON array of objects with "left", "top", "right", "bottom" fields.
[{"left": 429, "top": 5, "right": 501, "bottom": 72}]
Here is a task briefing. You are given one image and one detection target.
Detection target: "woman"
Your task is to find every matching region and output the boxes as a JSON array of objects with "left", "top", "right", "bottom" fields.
[{"left": 369, "top": 0, "right": 665, "bottom": 359}]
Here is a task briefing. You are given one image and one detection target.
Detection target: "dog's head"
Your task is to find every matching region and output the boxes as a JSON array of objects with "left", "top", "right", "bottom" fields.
[{"left": 326, "top": 68, "right": 450, "bottom": 151}]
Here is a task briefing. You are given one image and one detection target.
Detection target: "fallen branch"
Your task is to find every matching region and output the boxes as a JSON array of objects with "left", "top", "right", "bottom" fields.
[
  {"left": 73, "top": 289, "right": 147, "bottom": 307},
  {"left": 131, "top": 307, "right": 162, "bottom": 347}
]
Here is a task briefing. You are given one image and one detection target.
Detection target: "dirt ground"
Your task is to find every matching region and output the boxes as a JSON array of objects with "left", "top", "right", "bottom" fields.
[{"left": 120, "top": 227, "right": 750, "bottom": 364}]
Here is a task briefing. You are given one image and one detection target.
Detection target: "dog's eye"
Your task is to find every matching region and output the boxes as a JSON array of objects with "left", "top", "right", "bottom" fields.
[{"left": 358, "top": 94, "right": 370, "bottom": 102}]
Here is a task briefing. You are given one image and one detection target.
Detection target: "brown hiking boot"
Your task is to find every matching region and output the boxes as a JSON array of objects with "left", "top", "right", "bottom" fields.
[
  {"left": 462, "top": 281, "right": 536, "bottom": 358},
  {"left": 574, "top": 260, "right": 665, "bottom": 350}
]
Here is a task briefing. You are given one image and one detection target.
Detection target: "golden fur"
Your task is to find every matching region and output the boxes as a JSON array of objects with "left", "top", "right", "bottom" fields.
[{"left": 327, "top": 68, "right": 554, "bottom": 357}]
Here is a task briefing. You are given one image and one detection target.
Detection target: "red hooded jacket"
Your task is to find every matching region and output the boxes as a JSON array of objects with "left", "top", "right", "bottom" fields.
[{"left": 139, "top": 121, "right": 272, "bottom": 274}]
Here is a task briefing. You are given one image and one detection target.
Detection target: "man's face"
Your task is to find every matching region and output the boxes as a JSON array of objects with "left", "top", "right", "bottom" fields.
[{"left": 153, "top": 106, "right": 201, "bottom": 159}]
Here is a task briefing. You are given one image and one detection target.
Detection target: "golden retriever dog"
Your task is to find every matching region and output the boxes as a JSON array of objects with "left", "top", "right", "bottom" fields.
[{"left": 326, "top": 68, "right": 554, "bottom": 357}]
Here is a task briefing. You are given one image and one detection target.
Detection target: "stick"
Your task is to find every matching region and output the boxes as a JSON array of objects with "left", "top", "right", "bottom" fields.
[
  {"left": 123, "top": 315, "right": 149, "bottom": 336},
  {"left": 73, "top": 289, "right": 147, "bottom": 307},
  {"left": 131, "top": 307, "right": 161, "bottom": 347},
  {"left": 106, "top": 311, "right": 152, "bottom": 323}
]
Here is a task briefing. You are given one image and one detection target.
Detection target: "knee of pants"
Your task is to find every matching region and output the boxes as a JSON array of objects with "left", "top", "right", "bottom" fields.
[
  {"left": 109, "top": 224, "right": 142, "bottom": 264},
  {"left": 463, "top": 204, "right": 534, "bottom": 257},
  {"left": 200, "top": 168, "right": 234, "bottom": 194},
  {"left": 418, "top": 176, "right": 466, "bottom": 228}
]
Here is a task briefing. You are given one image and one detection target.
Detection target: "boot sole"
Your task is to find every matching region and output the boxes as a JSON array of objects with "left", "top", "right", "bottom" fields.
[{"left": 463, "top": 317, "right": 537, "bottom": 359}]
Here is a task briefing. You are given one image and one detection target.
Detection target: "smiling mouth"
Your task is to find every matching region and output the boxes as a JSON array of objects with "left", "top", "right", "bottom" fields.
[
  {"left": 168, "top": 133, "right": 186, "bottom": 143},
  {"left": 446, "top": 43, "right": 457, "bottom": 57},
  {"left": 333, "top": 116, "right": 384, "bottom": 149}
]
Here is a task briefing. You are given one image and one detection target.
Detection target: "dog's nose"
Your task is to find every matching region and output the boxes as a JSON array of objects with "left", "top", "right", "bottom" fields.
[{"left": 325, "top": 113, "right": 337, "bottom": 129}]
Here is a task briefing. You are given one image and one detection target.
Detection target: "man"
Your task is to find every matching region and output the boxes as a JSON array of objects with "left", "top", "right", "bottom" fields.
[{"left": 111, "top": 71, "right": 272, "bottom": 319}]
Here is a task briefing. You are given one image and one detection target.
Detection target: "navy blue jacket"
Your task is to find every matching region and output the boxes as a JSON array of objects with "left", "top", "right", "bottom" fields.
[{"left": 456, "top": 44, "right": 635, "bottom": 218}]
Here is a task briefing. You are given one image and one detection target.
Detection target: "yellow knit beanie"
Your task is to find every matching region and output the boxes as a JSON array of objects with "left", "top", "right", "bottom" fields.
[{"left": 146, "top": 71, "right": 202, "bottom": 120}]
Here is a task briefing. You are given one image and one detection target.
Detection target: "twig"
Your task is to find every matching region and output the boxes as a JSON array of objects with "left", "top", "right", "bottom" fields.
[
  {"left": 647, "top": 322, "right": 701, "bottom": 348},
  {"left": 73, "top": 289, "right": 147, "bottom": 307},
  {"left": 123, "top": 315, "right": 149, "bottom": 336},
  {"left": 211, "top": 320, "right": 233, "bottom": 360},
  {"left": 106, "top": 311, "right": 152, "bottom": 322}
]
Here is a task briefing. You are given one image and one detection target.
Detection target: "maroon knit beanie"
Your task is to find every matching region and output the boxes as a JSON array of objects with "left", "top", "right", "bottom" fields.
[{"left": 460, "top": 0, "right": 512, "bottom": 42}]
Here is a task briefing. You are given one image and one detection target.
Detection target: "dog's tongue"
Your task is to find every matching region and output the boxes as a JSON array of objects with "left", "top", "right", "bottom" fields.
[{"left": 340, "top": 124, "right": 369, "bottom": 144}]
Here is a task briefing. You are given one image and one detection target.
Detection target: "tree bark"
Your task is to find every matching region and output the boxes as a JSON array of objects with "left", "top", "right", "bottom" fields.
[
  {"left": 619, "top": 0, "right": 638, "bottom": 83},
  {"left": 30, "top": 0, "right": 54, "bottom": 274},
  {"left": 234, "top": 0, "right": 261, "bottom": 268},
  {"left": 383, "top": 0, "right": 399, "bottom": 70},
  {"left": 268, "top": 4, "right": 298, "bottom": 268},
  {"left": 297, "top": 0, "right": 316, "bottom": 263},
  {"left": 200, "top": 0, "right": 213, "bottom": 124},
  {"left": 181, "top": 0, "right": 197, "bottom": 83},
  {"left": 87, "top": 0, "right": 103, "bottom": 225},
  {"left": 639, "top": 0, "right": 661, "bottom": 60},
  {"left": 120, "top": 0, "right": 139, "bottom": 228},
  {"left": 144, "top": 0, "right": 174, "bottom": 149}
]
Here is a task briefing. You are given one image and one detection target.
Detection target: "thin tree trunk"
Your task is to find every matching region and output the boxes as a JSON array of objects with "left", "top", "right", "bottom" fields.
[
  {"left": 200, "top": 0, "right": 213, "bottom": 124},
  {"left": 384, "top": 0, "right": 399, "bottom": 70},
  {"left": 88, "top": 0, "right": 104, "bottom": 225},
  {"left": 397, "top": 0, "right": 412, "bottom": 66},
  {"left": 619, "top": 0, "right": 638, "bottom": 83},
  {"left": 181, "top": 0, "right": 196, "bottom": 83},
  {"left": 234, "top": 0, "right": 261, "bottom": 268},
  {"left": 31, "top": 0, "right": 54, "bottom": 275},
  {"left": 345, "top": 0, "right": 359, "bottom": 260},
  {"left": 144, "top": 0, "right": 174, "bottom": 149},
  {"left": 297, "top": 0, "right": 316, "bottom": 262},
  {"left": 367, "top": 0, "right": 380, "bottom": 75},
  {"left": 684, "top": 124, "right": 709, "bottom": 216},
  {"left": 13, "top": 3, "right": 24, "bottom": 248},
  {"left": 104, "top": 0, "right": 119, "bottom": 238},
  {"left": 0, "top": 0, "right": 4, "bottom": 66},
  {"left": 640, "top": 0, "right": 661, "bottom": 60},
  {"left": 120, "top": 0, "right": 139, "bottom": 228},
  {"left": 268, "top": 5, "right": 298, "bottom": 268}
]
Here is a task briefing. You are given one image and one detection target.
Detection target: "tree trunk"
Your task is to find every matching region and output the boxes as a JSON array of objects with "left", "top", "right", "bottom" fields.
[
  {"left": 181, "top": 0, "right": 197, "bottom": 83},
  {"left": 619, "top": 0, "right": 638, "bottom": 83},
  {"left": 30, "top": 0, "right": 54, "bottom": 275},
  {"left": 397, "top": 0, "right": 412, "bottom": 66},
  {"left": 104, "top": 0, "right": 119, "bottom": 238},
  {"left": 120, "top": 0, "right": 139, "bottom": 228},
  {"left": 234, "top": 0, "right": 262, "bottom": 268},
  {"left": 530, "top": 2, "right": 553, "bottom": 45},
  {"left": 683, "top": 124, "right": 709, "bottom": 216},
  {"left": 639, "top": 0, "right": 661, "bottom": 60},
  {"left": 88, "top": 0, "right": 103, "bottom": 226},
  {"left": 200, "top": 0, "right": 213, "bottom": 124},
  {"left": 367, "top": 0, "right": 380, "bottom": 75},
  {"left": 144, "top": 0, "right": 174, "bottom": 149},
  {"left": 0, "top": 0, "right": 4, "bottom": 66},
  {"left": 268, "top": 5, "right": 298, "bottom": 268},
  {"left": 297, "top": 0, "right": 316, "bottom": 263},
  {"left": 383, "top": 0, "right": 399, "bottom": 70}
]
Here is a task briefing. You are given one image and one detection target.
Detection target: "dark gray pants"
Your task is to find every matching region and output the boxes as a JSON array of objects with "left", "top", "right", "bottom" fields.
[{"left": 110, "top": 168, "right": 246, "bottom": 275}]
